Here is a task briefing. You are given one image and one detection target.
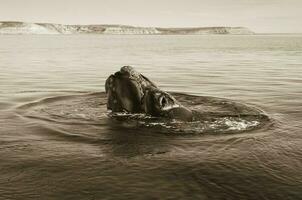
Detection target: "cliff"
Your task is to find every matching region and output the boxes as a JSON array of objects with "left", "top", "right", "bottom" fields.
[{"left": 0, "top": 21, "right": 254, "bottom": 35}]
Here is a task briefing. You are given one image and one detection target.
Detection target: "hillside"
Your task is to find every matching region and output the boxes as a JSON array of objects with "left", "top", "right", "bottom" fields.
[{"left": 0, "top": 21, "right": 254, "bottom": 35}]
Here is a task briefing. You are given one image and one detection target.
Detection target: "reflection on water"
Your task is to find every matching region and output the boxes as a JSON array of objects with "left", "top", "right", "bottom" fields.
[{"left": 0, "top": 35, "right": 302, "bottom": 199}]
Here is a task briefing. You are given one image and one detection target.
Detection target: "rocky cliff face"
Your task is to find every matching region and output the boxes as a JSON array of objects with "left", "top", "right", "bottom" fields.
[
  {"left": 156, "top": 27, "right": 254, "bottom": 35},
  {"left": 0, "top": 22, "right": 58, "bottom": 34},
  {"left": 0, "top": 21, "right": 254, "bottom": 35}
]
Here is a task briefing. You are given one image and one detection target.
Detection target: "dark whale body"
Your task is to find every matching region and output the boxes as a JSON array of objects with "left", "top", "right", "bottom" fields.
[{"left": 105, "top": 66, "right": 193, "bottom": 121}]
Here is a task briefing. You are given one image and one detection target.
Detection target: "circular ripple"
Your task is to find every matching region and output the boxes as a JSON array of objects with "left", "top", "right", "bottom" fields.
[{"left": 16, "top": 92, "right": 270, "bottom": 134}]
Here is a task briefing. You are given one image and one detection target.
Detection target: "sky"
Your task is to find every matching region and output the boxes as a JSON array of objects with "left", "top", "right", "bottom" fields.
[{"left": 0, "top": 0, "right": 301, "bottom": 33}]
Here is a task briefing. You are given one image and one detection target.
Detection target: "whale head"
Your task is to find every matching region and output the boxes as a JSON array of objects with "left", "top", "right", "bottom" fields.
[{"left": 105, "top": 66, "right": 192, "bottom": 121}]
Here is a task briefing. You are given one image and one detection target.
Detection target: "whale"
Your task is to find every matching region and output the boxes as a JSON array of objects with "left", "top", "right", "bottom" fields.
[{"left": 105, "top": 66, "right": 193, "bottom": 121}]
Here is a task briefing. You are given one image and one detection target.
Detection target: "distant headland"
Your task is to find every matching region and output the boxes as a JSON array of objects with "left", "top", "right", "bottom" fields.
[{"left": 0, "top": 21, "right": 254, "bottom": 35}]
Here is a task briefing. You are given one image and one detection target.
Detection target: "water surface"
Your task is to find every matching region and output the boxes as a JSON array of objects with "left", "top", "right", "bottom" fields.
[{"left": 0, "top": 35, "right": 301, "bottom": 200}]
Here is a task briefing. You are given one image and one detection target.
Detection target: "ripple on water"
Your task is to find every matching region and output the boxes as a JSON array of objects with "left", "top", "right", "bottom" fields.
[{"left": 16, "top": 92, "right": 271, "bottom": 136}]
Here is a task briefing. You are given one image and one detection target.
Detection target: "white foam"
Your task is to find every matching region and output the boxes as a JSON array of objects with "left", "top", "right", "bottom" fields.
[{"left": 224, "top": 118, "right": 260, "bottom": 131}]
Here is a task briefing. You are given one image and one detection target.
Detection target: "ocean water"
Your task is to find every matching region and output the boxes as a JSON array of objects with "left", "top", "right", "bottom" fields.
[{"left": 0, "top": 35, "right": 302, "bottom": 200}]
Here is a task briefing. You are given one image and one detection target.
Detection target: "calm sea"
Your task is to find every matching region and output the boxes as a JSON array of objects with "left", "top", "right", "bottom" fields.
[{"left": 0, "top": 35, "right": 301, "bottom": 200}]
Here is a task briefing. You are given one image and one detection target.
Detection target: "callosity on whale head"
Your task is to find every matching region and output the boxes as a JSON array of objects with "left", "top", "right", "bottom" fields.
[
  {"left": 105, "top": 66, "right": 156, "bottom": 113},
  {"left": 105, "top": 66, "right": 193, "bottom": 121}
]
